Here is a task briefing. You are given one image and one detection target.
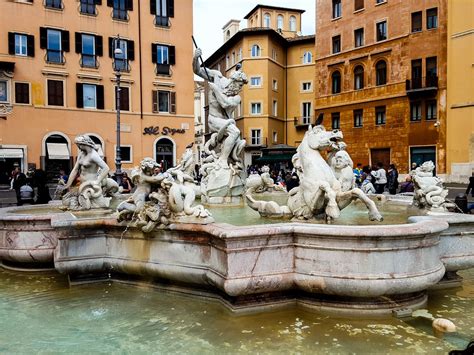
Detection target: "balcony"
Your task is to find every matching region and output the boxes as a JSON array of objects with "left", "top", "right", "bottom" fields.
[
  {"left": 406, "top": 76, "right": 438, "bottom": 98},
  {"left": 244, "top": 137, "right": 268, "bottom": 149},
  {"left": 294, "top": 116, "right": 313, "bottom": 129}
]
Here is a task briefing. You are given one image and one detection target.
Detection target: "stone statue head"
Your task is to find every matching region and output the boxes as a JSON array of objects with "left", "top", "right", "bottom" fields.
[
  {"left": 334, "top": 150, "right": 353, "bottom": 170},
  {"left": 420, "top": 161, "right": 435, "bottom": 173},
  {"left": 140, "top": 157, "right": 160, "bottom": 175},
  {"left": 75, "top": 135, "right": 97, "bottom": 151},
  {"left": 261, "top": 165, "right": 270, "bottom": 173},
  {"left": 224, "top": 69, "right": 248, "bottom": 96}
]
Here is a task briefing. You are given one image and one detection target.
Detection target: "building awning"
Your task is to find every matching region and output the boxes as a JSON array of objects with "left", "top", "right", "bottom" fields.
[
  {"left": 0, "top": 61, "right": 15, "bottom": 72},
  {"left": 46, "top": 143, "right": 70, "bottom": 160},
  {"left": 255, "top": 153, "right": 294, "bottom": 162},
  {"left": 96, "top": 145, "right": 104, "bottom": 157},
  {"left": 0, "top": 148, "right": 23, "bottom": 158}
]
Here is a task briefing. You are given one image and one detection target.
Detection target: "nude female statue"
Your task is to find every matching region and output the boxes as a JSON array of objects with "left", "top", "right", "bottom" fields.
[{"left": 62, "top": 135, "right": 118, "bottom": 210}]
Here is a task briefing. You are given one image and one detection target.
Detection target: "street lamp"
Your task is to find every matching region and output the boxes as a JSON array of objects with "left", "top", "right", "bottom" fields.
[{"left": 112, "top": 35, "right": 124, "bottom": 186}]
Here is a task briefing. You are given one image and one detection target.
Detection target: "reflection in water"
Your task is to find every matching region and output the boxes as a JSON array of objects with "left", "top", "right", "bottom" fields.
[{"left": 0, "top": 268, "right": 472, "bottom": 353}]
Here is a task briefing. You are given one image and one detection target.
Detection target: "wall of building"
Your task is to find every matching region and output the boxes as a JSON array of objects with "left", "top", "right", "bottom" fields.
[
  {"left": 446, "top": 0, "right": 474, "bottom": 182},
  {"left": 0, "top": 0, "right": 194, "bottom": 179}
]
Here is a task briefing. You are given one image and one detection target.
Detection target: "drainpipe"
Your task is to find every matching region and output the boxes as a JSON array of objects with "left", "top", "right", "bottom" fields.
[
  {"left": 285, "top": 46, "right": 288, "bottom": 145},
  {"left": 138, "top": 0, "right": 143, "bottom": 119}
]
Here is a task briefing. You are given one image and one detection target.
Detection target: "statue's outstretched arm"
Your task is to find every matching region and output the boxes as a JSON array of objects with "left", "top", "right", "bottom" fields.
[{"left": 193, "top": 48, "right": 221, "bottom": 82}]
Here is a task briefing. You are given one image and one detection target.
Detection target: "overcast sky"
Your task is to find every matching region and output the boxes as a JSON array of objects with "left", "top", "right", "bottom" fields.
[{"left": 193, "top": 0, "right": 316, "bottom": 60}]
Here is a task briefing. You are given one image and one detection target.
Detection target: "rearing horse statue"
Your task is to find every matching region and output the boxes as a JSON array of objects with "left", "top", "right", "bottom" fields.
[{"left": 246, "top": 124, "right": 383, "bottom": 222}]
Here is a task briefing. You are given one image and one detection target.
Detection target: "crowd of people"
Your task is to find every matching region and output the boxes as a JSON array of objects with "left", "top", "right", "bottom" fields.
[{"left": 355, "top": 163, "right": 416, "bottom": 195}]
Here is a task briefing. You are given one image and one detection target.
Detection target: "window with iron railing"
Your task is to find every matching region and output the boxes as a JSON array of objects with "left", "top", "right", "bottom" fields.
[
  {"left": 152, "top": 0, "right": 174, "bottom": 27},
  {"left": 40, "top": 28, "right": 69, "bottom": 64},
  {"left": 108, "top": 0, "right": 132, "bottom": 20},
  {"left": 80, "top": 0, "right": 98, "bottom": 15},
  {"left": 152, "top": 43, "right": 175, "bottom": 75},
  {"left": 45, "top": 0, "right": 62, "bottom": 9}
]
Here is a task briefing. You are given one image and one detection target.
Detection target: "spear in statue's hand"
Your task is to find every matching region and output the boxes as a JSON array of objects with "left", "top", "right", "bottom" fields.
[{"left": 192, "top": 35, "right": 212, "bottom": 83}]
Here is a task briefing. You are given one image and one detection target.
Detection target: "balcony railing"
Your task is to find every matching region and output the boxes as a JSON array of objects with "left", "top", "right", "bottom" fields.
[
  {"left": 44, "top": 0, "right": 63, "bottom": 10},
  {"left": 155, "top": 16, "right": 170, "bottom": 27},
  {"left": 294, "top": 116, "right": 313, "bottom": 128},
  {"left": 80, "top": 55, "right": 98, "bottom": 69},
  {"left": 244, "top": 137, "right": 268, "bottom": 148},
  {"left": 45, "top": 50, "right": 65, "bottom": 64},
  {"left": 156, "top": 64, "right": 171, "bottom": 76},
  {"left": 406, "top": 75, "right": 438, "bottom": 91}
]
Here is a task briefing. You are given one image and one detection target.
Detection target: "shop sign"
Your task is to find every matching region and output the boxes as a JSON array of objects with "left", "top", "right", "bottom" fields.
[{"left": 143, "top": 126, "right": 186, "bottom": 136}]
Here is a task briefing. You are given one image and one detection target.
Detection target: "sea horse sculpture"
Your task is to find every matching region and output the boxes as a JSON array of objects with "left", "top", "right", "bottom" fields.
[{"left": 246, "top": 123, "right": 383, "bottom": 222}]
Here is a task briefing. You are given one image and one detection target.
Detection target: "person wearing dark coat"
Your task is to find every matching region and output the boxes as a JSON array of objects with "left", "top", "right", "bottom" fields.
[
  {"left": 387, "top": 164, "right": 399, "bottom": 195},
  {"left": 32, "top": 169, "right": 51, "bottom": 204},
  {"left": 466, "top": 173, "right": 474, "bottom": 198}
]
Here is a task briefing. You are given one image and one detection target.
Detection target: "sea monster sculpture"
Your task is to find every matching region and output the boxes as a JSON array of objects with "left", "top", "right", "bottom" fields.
[
  {"left": 246, "top": 117, "right": 383, "bottom": 222},
  {"left": 62, "top": 135, "right": 119, "bottom": 210},
  {"left": 117, "top": 157, "right": 212, "bottom": 233},
  {"left": 411, "top": 161, "right": 455, "bottom": 211}
]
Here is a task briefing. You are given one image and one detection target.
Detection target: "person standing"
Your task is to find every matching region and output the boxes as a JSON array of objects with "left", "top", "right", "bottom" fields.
[
  {"left": 353, "top": 163, "right": 363, "bottom": 187},
  {"left": 12, "top": 167, "right": 27, "bottom": 206},
  {"left": 387, "top": 164, "right": 399, "bottom": 195},
  {"left": 33, "top": 169, "right": 51, "bottom": 204},
  {"left": 466, "top": 172, "right": 474, "bottom": 198},
  {"left": 371, "top": 162, "right": 387, "bottom": 194}
]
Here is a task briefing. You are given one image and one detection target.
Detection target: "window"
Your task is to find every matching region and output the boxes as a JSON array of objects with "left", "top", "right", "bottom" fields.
[
  {"left": 238, "top": 48, "right": 242, "bottom": 61},
  {"left": 47, "top": 80, "right": 64, "bottom": 106},
  {"left": 353, "top": 109, "right": 363, "bottom": 127},
  {"left": 110, "top": 38, "right": 134, "bottom": 72},
  {"left": 410, "top": 102, "right": 422, "bottom": 121},
  {"left": 426, "top": 100, "right": 437, "bottom": 120},
  {"left": 354, "top": 65, "right": 364, "bottom": 90},
  {"left": 152, "top": 90, "right": 176, "bottom": 113},
  {"left": 271, "top": 48, "right": 277, "bottom": 60},
  {"left": 232, "top": 52, "right": 235, "bottom": 65},
  {"left": 427, "top": 8, "right": 438, "bottom": 29},
  {"left": 272, "top": 100, "right": 277, "bottom": 116},
  {"left": 277, "top": 15, "right": 283, "bottom": 30},
  {"left": 251, "top": 44, "right": 261, "bottom": 57},
  {"left": 0, "top": 81, "right": 8, "bottom": 102},
  {"left": 80, "top": 0, "right": 98, "bottom": 15},
  {"left": 272, "top": 131, "right": 278, "bottom": 143},
  {"left": 77, "top": 34, "right": 100, "bottom": 68},
  {"left": 14, "top": 82, "right": 29, "bottom": 104},
  {"left": 354, "top": 28, "right": 364, "bottom": 47},
  {"left": 412, "top": 11, "right": 422, "bottom": 32},
  {"left": 354, "top": 0, "right": 364, "bottom": 11},
  {"left": 375, "top": 106, "right": 386, "bottom": 125},
  {"left": 76, "top": 83, "right": 104, "bottom": 109},
  {"left": 119, "top": 146, "right": 132, "bottom": 163},
  {"left": 303, "top": 51, "right": 312, "bottom": 64},
  {"left": 251, "top": 129, "right": 262, "bottom": 145},
  {"left": 332, "top": 35, "right": 341, "bottom": 54},
  {"left": 152, "top": 44, "right": 175, "bottom": 75},
  {"left": 375, "top": 60, "right": 387, "bottom": 85},
  {"left": 426, "top": 56, "right": 437, "bottom": 77},
  {"left": 302, "top": 82, "right": 312, "bottom": 91},
  {"left": 8, "top": 33, "right": 34, "bottom": 57},
  {"left": 226, "top": 55, "right": 229, "bottom": 68},
  {"left": 14, "top": 34, "right": 27, "bottom": 56},
  {"left": 250, "top": 77, "right": 261, "bottom": 87},
  {"left": 332, "top": 71, "right": 341, "bottom": 94},
  {"left": 264, "top": 13, "right": 271, "bottom": 27},
  {"left": 251, "top": 102, "right": 261, "bottom": 115},
  {"left": 153, "top": 0, "right": 174, "bottom": 27},
  {"left": 40, "top": 28, "right": 69, "bottom": 64},
  {"left": 289, "top": 16, "right": 297, "bottom": 31},
  {"left": 331, "top": 112, "right": 340, "bottom": 129},
  {"left": 110, "top": 0, "right": 133, "bottom": 21},
  {"left": 376, "top": 0, "right": 386, "bottom": 4},
  {"left": 272, "top": 79, "right": 278, "bottom": 91},
  {"left": 302, "top": 102, "right": 312, "bottom": 124},
  {"left": 115, "top": 86, "right": 130, "bottom": 111},
  {"left": 333, "top": 0, "right": 342, "bottom": 18},
  {"left": 45, "top": 0, "right": 62, "bottom": 9},
  {"left": 376, "top": 21, "right": 387, "bottom": 41}
]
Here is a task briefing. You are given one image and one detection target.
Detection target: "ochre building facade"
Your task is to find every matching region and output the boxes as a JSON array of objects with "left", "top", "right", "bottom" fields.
[
  {"left": 314, "top": 0, "right": 447, "bottom": 174},
  {"left": 0, "top": 0, "right": 194, "bottom": 182}
]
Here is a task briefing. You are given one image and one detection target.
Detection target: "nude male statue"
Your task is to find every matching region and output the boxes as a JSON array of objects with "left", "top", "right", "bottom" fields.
[{"left": 193, "top": 48, "right": 247, "bottom": 169}]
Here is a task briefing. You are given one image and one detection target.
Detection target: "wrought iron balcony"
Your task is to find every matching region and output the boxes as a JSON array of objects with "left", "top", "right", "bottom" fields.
[
  {"left": 406, "top": 76, "right": 438, "bottom": 98},
  {"left": 244, "top": 136, "right": 268, "bottom": 148},
  {"left": 294, "top": 116, "right": 313, "bottom": 129}
]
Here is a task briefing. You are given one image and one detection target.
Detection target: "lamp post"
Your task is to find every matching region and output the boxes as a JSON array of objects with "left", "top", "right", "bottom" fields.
[{"left": 113, "top": 36, "right": 124, "bottom": 186}]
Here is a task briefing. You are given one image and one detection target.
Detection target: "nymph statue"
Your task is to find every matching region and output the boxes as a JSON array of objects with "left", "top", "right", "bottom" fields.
[
  {"left": 62, "top": 135, "right": 118, "bottom": 210},
  {"left": 193, "top": 48, "right": 247, "bottom": 203},
  {"left": 411, "top": 161, "right": 455, "bottom": 211}
]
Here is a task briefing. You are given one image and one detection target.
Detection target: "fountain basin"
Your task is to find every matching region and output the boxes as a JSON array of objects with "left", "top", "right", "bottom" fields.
[{"left": 1, "top": 202, "right": 474, "bottom": 314}]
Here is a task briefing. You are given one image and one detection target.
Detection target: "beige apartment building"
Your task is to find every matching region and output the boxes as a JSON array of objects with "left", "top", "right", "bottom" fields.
[
  {"left": 0, "top": 0, "right": 194, "bottom": 183},
  {"left": 446, "top": 0, "right": 474, "bottom": 182},
  {"left": 204, "top": 5, "right": 315, "bottom": 169}
]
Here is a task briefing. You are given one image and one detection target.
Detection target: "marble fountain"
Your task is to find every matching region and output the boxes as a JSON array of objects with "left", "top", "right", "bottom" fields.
[{"left": 1, "top": 49, "right": 474, "bottom": 353}]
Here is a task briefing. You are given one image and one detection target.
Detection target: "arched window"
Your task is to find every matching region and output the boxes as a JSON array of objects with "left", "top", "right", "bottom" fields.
[
  {"left": 303, "top": 51, "right": 312, "bottom": 64},
  {"left": 226, "top": 30, "right": 230, "bottom": 41},
  {"left": 264, "top": 13, "right": 271, "bottom": 28},
  {"left": 277, "top": 15, "right": 284, "bottom": 30},
  {"left": 289, "top": 16, "right": 297, "bottom": 32},
  {"left": 43, "top": 133, "right": 71, "bottom": 179},
  {"left": 354, "top": 65, "right": 364, "bottom": 90},
  {"left": 155, "top": 137, "right": 175, "bottom": 170},
  {"left": 332, "top": 71, "right": 341, "bottom": 94},
  {"left": 376, "top": 60, "right": 387, "bottom": 86},
  {"left": 251, "top": 44, "right": 261, "bottom": 57}
]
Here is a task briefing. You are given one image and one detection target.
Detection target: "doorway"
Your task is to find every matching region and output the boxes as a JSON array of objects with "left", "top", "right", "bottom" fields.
[
  {"left": 370, "top": 148, "right": 390, "bottom": 170},
  {"left": 155, "top": 137, "right": 175, "bottom": 171}
]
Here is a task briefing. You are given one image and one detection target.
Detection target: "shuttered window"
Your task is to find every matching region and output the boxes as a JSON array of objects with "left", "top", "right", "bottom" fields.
[
  {"left": 152, "top": 90, "right": 176, "bottom": 113},
  {"left": 47, "top": 80, "right": 64, "bottom": 106}
]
